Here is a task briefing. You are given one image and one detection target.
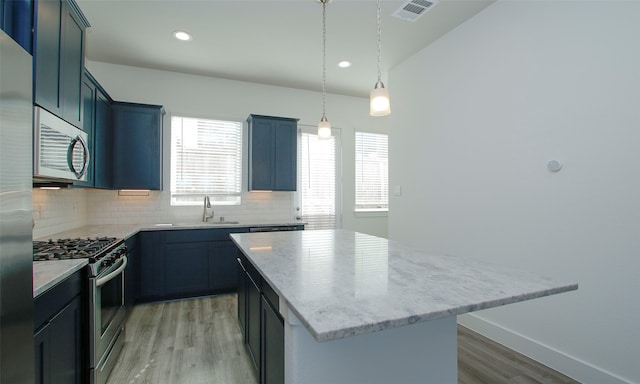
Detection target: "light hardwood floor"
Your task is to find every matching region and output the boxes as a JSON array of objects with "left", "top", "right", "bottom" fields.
[{"left": 107, "top": 294, "right": 580, "bottom": 384}]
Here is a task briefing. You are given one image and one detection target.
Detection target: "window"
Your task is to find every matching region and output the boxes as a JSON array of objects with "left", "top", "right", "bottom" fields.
[
  {"left": 355, "top": 132, "right": 388, "bottom": 212},
  {"left": 298, "top": 128, "right": 338, "bottom": 229},
  {"left": 170, "top": 116, "right": 242, "bottom": 205}
]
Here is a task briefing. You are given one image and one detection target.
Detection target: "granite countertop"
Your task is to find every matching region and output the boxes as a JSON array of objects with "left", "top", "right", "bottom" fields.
[
  {"left": 230, "top": 229, "right": 578, "bottom": 343},
  {"left": 32, "top": 221, "right": 304, "bottom": 297},
  {"left": 33, "top": 259, "right": 88, "bottom": 298}
]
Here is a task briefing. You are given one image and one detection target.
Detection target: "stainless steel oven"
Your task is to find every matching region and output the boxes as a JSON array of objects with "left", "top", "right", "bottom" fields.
[{"left": 89, "top": 243, "right": 128, "bottom": 384}]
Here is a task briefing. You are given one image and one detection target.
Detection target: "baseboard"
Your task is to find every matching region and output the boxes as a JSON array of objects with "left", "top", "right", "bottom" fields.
[{"left": 458, "top": 314, "right": 634, "bottom": 384}]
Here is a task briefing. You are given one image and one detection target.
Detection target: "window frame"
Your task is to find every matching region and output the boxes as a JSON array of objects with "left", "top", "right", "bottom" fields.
[
  {"left": 169, "top": 114, "right": 243, "bottom": 206},
  {"left": 354, "top": 131, "right": 389, "bottom": 214}
]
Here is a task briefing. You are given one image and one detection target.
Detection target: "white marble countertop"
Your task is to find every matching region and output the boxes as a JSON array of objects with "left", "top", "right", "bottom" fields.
[
  {"left": 230, "top": 229, "right": 578, "bottom": 342},
  {"left": 33, "top": 259, "right": 88, "bottom": 298}
]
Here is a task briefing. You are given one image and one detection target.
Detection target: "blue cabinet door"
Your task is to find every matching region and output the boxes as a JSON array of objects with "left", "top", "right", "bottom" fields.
[
  {"left": 138, "top": 231, "right": 165, "bottom": 300},
  {"left": 209, "top": 241, "right": 239, "bottom": 292},
  {"left": 93, "top": 88, "right": 112, "bottom": 188},
  {"left": 273, "top": 120, "right": 297, "bottom": 191},
  {"left": 111, "top": 102, "right": 164, "bottom": 190},
  {"left": 165, "top": 242, "right": 209, "bottom": 297},
  {"left": 33, "top": 0, "right": 87, "bottom": 128},
  {"left": 249, "top": 118, "right": 274, "bottom": 190},
  {"left": 262, "top": 296, "right": 284, "bottom": 384},
  {"left": 34, "top": 0, "right": 62, "bottom": 114},
  {"left": 248, "top": 115, "right": 298, "bottom": 191},
  {"left": 60, "top": 1, "right": 84, "bottom": 127},
  {"left": 0, "top": 0, "right": 33, "bottom": 52},
  {"left": 34, "top": 273, "right": 83, "bottom": 384}
]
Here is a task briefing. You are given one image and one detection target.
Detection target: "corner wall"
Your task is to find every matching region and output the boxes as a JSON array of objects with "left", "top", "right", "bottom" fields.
[{"left": 388, "top": 2, "right": 640, "bottom": 383}]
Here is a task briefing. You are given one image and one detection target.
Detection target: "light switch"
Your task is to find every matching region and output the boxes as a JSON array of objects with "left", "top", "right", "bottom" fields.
[{"left": 393, "top": 185, "right": 402, "bottom": 196}]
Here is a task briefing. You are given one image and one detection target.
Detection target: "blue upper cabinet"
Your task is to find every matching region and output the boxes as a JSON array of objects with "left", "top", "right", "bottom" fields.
[
  {"left": 78, "top": 70, "right": 113, "bottom": 188},
  {"left": 0, "top": 0, "right": 33, "bottom": 53},
  {"left": 111, "top": 102, "right": 164, "bottom": 190},
  {"left": 33, "top": 0, "right": 88, "bottom": 128},
  {"left": 247, "top": 114, "right": 298, "bottom": 191}
]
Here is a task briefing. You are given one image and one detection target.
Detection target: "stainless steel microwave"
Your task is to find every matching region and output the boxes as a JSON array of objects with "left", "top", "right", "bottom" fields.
[{"left": 33, "top": 107, "right": 89, "bottom": 182}]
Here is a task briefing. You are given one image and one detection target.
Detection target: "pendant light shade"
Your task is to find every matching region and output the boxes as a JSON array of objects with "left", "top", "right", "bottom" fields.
[
  {"left": 370, "top": 80, "right": 391, "bottom": 116},
  {"left": 370, "top": 0, "right": 391, "bottom": 117},
  {"left": 317, "top": 0, "right": 331, "bottom": 138},
  {"left": 318, "top": 115, "right": 331, "bottom": 139}
]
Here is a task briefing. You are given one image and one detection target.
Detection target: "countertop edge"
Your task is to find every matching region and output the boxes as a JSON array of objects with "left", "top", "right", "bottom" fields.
[
  {"left": 309, "top": 283, "right": 579, "bottom": 342},
  {"left": 33, "top": 259, "right": 88, "bottom": 298}
]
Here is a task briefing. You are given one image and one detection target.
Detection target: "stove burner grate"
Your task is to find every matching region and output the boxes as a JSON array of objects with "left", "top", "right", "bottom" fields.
[{"left": 33, "top": 237, "right": 119, "bottom": 262}]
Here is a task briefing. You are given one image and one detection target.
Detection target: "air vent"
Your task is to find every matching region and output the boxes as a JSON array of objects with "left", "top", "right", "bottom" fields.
[{"left": 392, "top": 0, "right": 437, "bottom": 22}]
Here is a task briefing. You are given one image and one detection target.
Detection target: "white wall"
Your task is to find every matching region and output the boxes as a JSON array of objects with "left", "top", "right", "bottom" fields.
[
  {"left": 389, "top": 2, "right": 639, "bottom": 384},
  {"left": 67, "top": 61, "right": 388, "bottom": 237}
]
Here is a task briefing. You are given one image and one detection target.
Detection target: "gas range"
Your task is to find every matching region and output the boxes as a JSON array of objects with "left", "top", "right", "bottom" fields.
[{"left": 33, "top": 237, "right": 126, "bottom": 277}]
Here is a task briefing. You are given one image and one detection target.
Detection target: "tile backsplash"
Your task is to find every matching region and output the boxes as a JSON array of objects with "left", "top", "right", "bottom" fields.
[
  {"left": 32, "top": 187, "right": 296, "bottom": 238},
  {"left": 33, "top": 188, "right": 88, "bottom": 239}
]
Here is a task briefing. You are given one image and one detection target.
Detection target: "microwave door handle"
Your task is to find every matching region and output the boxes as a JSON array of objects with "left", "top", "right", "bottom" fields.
[
  {"left": 67, "top": 135, "right": 90, "bottom": 179},
  {"left": 96, "top": 256, "right": 128, "bottom": 287}
]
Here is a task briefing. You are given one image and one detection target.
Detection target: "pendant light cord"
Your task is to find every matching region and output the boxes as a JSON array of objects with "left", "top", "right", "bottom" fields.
[
  {"left": 322, "top": 0, "right": 327, "bottom": 118},
  {"left": 376, "top": 0, "right": 382, "bottom": 82}
]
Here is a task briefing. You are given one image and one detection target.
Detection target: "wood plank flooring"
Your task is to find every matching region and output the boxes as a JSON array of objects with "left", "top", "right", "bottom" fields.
[{"left": 107, "top": 294, "right": 580, "bottom": 384}]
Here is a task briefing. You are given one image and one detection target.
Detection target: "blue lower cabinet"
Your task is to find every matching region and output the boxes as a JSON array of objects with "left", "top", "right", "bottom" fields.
[
  {"left": 138, "top": 231, "right": 165, "bottom": 300},
  {"left": 137, "top": 228, "right": 250, "bottom": 303},
  {"left": 34, "top": 271, "right": 83, "bottom": 384},
  {"left": 124, "top": 234, "right": 139, "bottom": 311},
  {"left": 237, "top": 253, "right": 285, "bottom": 384},
  {"left": 262, "top": 296, "right": 285, "bottom": 384},
  {"left": 209, "top": 241, "right": 240, "bottom": 291},
  {"left": 165, "top": 242, "right": 209, "bottom": 297}
]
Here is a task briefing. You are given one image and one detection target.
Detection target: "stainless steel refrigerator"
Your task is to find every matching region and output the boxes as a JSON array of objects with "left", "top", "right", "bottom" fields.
[{"left": 0, "top": 30, "right": 35, "bottom": 383}]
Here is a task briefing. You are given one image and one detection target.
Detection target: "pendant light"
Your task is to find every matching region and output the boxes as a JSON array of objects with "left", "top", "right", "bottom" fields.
[
  {"left": 370, "top": 0, "right": 391, "bottom": 116},
  {"left": 317, "top": 0, "right": 332, "bottom": 139}
]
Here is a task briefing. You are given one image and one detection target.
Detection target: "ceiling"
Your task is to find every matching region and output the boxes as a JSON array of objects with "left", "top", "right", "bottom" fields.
[{"left": 77, "top": 0, "right": 493, "bottom": 98}]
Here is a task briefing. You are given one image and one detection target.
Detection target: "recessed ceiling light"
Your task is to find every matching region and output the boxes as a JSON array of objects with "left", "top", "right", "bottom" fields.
[
  {"left": 338, "top": 61, "right": 352, "bottom": 68},
  {"left": 173, "top": 30, "right": 192, "bottom": 41}
]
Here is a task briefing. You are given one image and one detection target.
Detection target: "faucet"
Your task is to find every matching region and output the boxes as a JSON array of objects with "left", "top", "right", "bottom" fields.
[{"left": 203, "top": 195, "right": 214, "bottom": 222}]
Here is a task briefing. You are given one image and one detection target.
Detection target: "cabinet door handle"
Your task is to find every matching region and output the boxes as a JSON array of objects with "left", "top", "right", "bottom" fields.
[{"left": 236, "top": 257, "right": 246, "bottom": 272}]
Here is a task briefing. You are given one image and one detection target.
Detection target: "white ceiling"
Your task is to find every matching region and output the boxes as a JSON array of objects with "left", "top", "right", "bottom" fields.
[{"left": 77, "top": 0, "right": 493, "bottom": 98}]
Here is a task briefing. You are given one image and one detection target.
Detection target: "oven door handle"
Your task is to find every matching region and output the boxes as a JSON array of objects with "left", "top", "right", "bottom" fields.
[{"left": 96, "top": 256, "right": 128, "bottom": 287}]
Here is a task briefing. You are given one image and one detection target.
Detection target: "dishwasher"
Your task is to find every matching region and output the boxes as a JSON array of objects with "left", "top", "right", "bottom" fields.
[{"left": 249, "top": 226, "right": 302, "bottom": 233}]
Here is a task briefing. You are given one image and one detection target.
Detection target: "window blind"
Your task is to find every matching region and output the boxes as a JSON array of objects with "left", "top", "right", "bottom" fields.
[
  {"left": 299, "top": 131, "right": 336, "bottom": 229},
  {"left": 170, "top": 116, "right": 242, "bottom": 205},
  {"left": 355, "top": 132, "right": 388, "bottom": 211}
]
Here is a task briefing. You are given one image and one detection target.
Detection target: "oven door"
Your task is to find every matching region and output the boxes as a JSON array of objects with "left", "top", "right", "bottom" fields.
[{"left": 90, "top": 255, "right": 128, "bottom": 379}]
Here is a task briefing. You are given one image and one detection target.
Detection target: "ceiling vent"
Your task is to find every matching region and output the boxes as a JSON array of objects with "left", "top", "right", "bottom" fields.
[{"left": 392, "top": 0, "right": 437, "bottom": 22}]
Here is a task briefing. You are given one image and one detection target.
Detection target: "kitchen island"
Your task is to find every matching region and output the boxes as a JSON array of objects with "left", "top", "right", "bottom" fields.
[{"left": 230, "top": 229, "right": 577, "bottom": 384}]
